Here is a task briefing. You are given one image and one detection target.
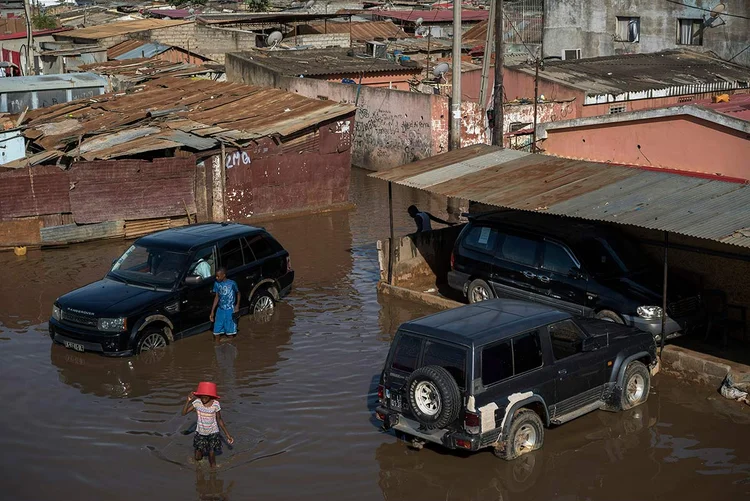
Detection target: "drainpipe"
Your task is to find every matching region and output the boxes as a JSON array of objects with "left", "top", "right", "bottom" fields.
[
  {"left": 387, "top": 181, "right": 395, "bottom": 285},
  {"left": 660, "top": 231, "right": 668, "bottom": 356}
]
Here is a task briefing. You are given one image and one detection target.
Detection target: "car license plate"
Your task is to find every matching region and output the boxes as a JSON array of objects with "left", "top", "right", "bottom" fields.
[
  {"left": 64, "top": 340, "right": 85, "bottom": 352},
  {"left": 391, "top": 394, "right": 402, "bottom": 410}
]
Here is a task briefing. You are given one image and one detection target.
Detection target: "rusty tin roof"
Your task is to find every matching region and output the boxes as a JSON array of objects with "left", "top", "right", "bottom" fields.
[
  {"left": 370, "top": 144, "right": 750, "bottom": 248},
  {"left": 19, "top": 76, "right": 356, "bottom": 161}
]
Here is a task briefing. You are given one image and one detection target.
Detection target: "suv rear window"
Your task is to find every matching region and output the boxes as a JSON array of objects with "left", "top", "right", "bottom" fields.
[
  {"left": 247, "top": 233, "right": 278, "bottom": 260},
  {"left": 481, "top": 330, "right": 543, "bottom": 386},
  {"left": 423, "top": 340, "right": 467, "bottom": 388},
  {"left": 463, "top": 225, "right": 500, "bottom": 254},
  {"left": 391, "top": 333, "right": 421, "bottom": 372}
]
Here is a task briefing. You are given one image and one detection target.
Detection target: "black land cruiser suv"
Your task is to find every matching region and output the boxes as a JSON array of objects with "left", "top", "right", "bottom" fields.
[
  {"left": 448, "top": 211, "right": 703, "bottom": 339},
  {"left": 49, "top": 223, "right": 294, "bottom": 356},
  {"left": 376, "top": 299, "right": 657, "bottom": 460}
]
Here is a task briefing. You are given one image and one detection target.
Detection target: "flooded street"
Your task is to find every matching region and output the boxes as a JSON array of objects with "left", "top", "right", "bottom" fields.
[{"left": 2, "top": 168, "right": 750, "bottom": 500}]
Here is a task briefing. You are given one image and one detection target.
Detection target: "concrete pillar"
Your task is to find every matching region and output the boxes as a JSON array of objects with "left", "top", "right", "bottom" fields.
[{"left": 211, "top": 153, "right": 225, "bottom": 222}]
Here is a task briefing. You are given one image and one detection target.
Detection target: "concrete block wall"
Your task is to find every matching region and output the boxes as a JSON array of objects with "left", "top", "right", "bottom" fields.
[{"left": 290, "top": 33, "right": 350, "bottom": 48}]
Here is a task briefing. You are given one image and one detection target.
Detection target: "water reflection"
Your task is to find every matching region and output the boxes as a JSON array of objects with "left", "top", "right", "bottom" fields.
[
  {"left": 49, "top": 304, "right": 295, "bottom": 399},
  {"left": 195, "top": 469, "right": 234, "bottom": 501}
]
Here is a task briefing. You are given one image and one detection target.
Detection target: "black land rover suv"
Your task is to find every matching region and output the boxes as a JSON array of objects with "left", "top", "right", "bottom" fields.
[
  {"left": 49, "top": 223, "right": 294, "bottom": 356},
  {"left": 448, "top": 211, "right": 703, "bottom": 339},
  {"left": 376, "top": 299, "right": 657, "bottom": 460}
]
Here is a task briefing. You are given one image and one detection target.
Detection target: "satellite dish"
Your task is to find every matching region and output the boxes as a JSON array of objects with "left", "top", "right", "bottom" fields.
[
  {"left": 415, "top": 17, "right": 423, "bottom": 26},
  {"left": 290, "top": 0, "right": 301, "bottom": 6},
  {"left": 188, "top": 8, "right": 195, "bottom": 15},
  {"left": 267, "top": 31, "right": 283, "bottom": 49},
  {"left": 305, "top": 0, "right": 315, "bottom": 9},
  {"left": 433, "top": 62, "right": 450, "bottom": 80},
  {"left": 415, "top": 26, "right": 428, "bottom": 37},
  {"left": 710, "top": 2, "right": 726, "bottom": 17}
]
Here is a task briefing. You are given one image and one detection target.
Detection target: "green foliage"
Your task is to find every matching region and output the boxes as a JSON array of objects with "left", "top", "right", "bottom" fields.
[
  {"left": 32, "top": 14, "right": 58, "bottom": 30},
  {"left": 246, "top": 0, "right": 269, "bottom": 12}
]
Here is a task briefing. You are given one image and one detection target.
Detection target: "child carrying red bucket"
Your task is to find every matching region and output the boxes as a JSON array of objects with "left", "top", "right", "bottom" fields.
[{"left": 182, "top": 382, "right": 234, "bottom": 467}]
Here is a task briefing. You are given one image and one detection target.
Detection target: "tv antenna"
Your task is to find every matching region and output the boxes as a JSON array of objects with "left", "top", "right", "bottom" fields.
[
  {"left": 267, "top": 31, "right": 283, "bottom": 50},
  {"left": 433, "top": 62, "right": 450, "bottom": 82}
]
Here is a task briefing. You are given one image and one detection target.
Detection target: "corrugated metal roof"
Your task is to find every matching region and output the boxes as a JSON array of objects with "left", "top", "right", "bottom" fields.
[
  {"left": 113, "top": 42, "right": 171, "bottom": 61},
  {"left": 370, "top": 144, "right": 750, "bottom": 248},
  {"left": 20, "top": 76, "right": 356, "bottom": 161},
  {"left": 56, "top": 19, "right": 192, "bottom": 40},
  {"left": 231, "top": 48, "right": 422, "bottom": 77},
  {"left": 0, "top": 72, "right": 107, "bottom": 92},
  {"left": 374, "top": 10, "right": 489, "bottom": 23},
  {"left": 510, "top": 50, "right": 750, "bottom": 104},
  {"left": 293, "top": 20, "right": 409, "bottom": 40}
]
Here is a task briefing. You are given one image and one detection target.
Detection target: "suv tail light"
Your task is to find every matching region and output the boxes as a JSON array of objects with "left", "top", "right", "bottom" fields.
[
  {"left": 285, "top": 256, "right": 292, "bottom": 273},
  {"left": 464, "top": 411, "right": 480, "bottom": 434},
  {"left": 450, "top": 250, "right": 455, "bottom": 269},
  {"left": 377, "top": 384, "right": 384, "bottom": 402}
]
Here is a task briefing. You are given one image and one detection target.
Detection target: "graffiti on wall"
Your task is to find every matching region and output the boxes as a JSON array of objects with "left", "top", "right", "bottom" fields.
[
  {"left": 352, "top": 107, "right": 432, "bottom": 170},
  {"left": 225, "top": 150, "right": 252, "bottom": 169}
]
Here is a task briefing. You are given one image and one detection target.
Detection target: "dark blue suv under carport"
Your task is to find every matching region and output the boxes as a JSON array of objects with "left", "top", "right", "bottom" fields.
[{"left": 447, "top": 211, "right": 704, "bottom": 340}]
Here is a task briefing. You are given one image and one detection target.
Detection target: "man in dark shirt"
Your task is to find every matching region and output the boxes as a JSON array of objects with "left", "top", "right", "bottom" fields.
[{"left": 407, "top": 205, "right": 455, "bottom": 233}]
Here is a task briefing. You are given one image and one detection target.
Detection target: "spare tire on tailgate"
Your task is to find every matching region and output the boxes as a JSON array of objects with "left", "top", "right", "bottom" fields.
[{"left": 405, "top": 365, "right": 461, "bottom": 429}]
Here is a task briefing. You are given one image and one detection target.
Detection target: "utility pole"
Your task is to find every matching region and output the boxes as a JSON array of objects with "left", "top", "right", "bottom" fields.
[
  {"left": 478, "top": 0, "right": 495, "bottom": 112},
  {"left": 449, "top": 0, "right": 462, "bottom": 151},
  {"left": 531, "top": 56, "right": 539, "bottom": 152},
  {"left": 23, "top": 0, "right": 34, "bottom": 75},
  {"left": 491, "top": 0, "right": 504, "bottom": 147}
]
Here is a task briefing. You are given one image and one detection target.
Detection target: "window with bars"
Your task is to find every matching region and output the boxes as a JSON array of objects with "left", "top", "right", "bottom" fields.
[
  {"left": 616, "top": 16, "right": 640, "bottom": 42},
  {"left": 677, "top": 18, "right": 703, "bottom": 45},
  {"left": 609, "top": 104, "right": 627, "bottom": 114}
]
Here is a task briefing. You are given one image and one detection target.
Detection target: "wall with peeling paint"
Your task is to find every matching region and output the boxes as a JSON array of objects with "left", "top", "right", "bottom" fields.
[
  {"left": 227, "top": 53, "right": 490, "bottom": 171},
  {"left": 222, "top": 114, "right": 355, "bottom": 220}
]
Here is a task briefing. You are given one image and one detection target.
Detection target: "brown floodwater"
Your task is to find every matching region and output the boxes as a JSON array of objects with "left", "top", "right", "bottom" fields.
[{"left": 2, "top": 168, "right": 750, "bottom": 500}]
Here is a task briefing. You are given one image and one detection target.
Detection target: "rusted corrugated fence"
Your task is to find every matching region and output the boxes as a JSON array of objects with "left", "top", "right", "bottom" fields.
[{"left": 0, "top": 157, "right": 196, "bottom": 247}]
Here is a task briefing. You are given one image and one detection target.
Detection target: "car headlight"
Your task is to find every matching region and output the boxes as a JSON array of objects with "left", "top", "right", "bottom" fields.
[
  {"left": 98, "top": 317, "right": 127, "bottom": 332},
  {"left": 52, "top": 305, "right": 61, "bottom": 321},
  {"left": 637, "top": 306, "right": 663, "bottom": 320}
]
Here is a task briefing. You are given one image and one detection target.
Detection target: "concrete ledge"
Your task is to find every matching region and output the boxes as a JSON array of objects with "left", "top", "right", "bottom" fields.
[
  {"left": 377, "top": 282, "right": 462, "bottom": 311},
  {"left": 661, "top": 345, "right": 750, "bottom": 388}
]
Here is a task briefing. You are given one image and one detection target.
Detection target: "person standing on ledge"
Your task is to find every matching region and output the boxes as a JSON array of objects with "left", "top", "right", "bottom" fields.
[{"left": 408, "top": 205, "right": 456, "bottom": 233}]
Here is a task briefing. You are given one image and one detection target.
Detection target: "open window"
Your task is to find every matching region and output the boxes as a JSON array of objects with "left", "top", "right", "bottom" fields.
[
  {"left": 616, "top": 16, "right": 640, "bottom": 42},
  {"left": 677, "top": 18, "right": 703, "bottom": 45}
]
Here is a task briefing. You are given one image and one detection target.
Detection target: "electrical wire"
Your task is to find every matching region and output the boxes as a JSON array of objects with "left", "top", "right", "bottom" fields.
[
  {"left": 664, "top": 0, "right": 750, "bottom": 20},
  {"left": 502, "top": 12, "right": 537, "bottom": 59}
]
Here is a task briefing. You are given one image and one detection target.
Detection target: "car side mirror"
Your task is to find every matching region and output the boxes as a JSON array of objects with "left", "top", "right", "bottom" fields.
[
  {"left": 184, "top": 275, "right": 202, "bottom": 285},
  {"left": 582, "top": 337, "right": 598, "bottom": 351}
]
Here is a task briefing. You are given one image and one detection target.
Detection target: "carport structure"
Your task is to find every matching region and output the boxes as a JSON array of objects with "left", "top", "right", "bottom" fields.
[{"left": 371, "top": 144, "right": 750, "bottom": 351}]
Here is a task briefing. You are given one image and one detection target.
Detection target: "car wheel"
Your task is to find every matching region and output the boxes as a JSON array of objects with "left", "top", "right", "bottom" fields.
[
  {"left": 468, "top": 279, "right": 494, "bottom": 304},
  {"left": 595, "top": 310, "right": 624, "bottom": 324},
  {"left": 405, "top": 365, "right": 460, "bottom": 430},
  {"left": 495, "top": 408, "right": 544, "bottom": 461},
  {"left": 136, "top": 327, "right": 168, "bottom": 354},
  {"left": 250, "top": 288, "right": 276, "bottom": 315},
  {"left": 620, "top": 361, "right": 650, "bottom": 410}
]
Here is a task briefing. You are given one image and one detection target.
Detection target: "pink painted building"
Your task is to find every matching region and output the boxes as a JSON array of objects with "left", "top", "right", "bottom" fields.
[{"left": 536, "top": 94, "right": 750, "bottom": 181}]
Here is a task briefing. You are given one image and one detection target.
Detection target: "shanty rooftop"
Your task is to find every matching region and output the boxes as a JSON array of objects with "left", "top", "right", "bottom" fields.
[
  {"left": 76, "top": 58, "right": 221, "bottom": 86},
  {"left": 370, "top": 144, "right": 750, "bottom": 248},
  {"left": 512, "top": 50, "right": 750, "bottom": 104},
  {"left": 232, "top": 48, "right": 422, "bottom": 77},
  {"left": 55, "top": 19, "right": 192, "bottom": 40},
  {"left": 373, "top": 9, "right": 489, "bottom": 23},
  {"left": 292, "top": 20, "right": 409, "bottom": 41},
  {"left": 14, "top": 76, "right": 355, "bottom": 164}
]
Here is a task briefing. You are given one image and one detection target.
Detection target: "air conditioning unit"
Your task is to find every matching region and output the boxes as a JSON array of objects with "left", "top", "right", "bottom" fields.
[{"left": 562, "top": 49, "right": 582, "bottom": 60}]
